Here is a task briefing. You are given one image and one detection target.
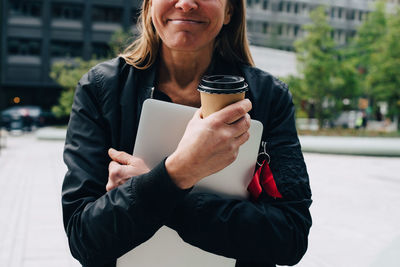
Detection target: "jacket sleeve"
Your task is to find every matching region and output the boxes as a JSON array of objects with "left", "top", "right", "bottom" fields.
[
  {"left": 166, "top": 80, "right": 312, "bottom": 266},
  {"left": 61, "top": 68, "right": 191, "bottom": 267}
]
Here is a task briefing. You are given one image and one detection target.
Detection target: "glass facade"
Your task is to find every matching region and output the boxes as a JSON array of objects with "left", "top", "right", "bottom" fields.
[
  {"left": 8, "top": 38, "right": 41, "bottom": 56},
  {"left": 92, "top": 6, "right": 123, "bottom": 23},
  {"left": 9, "top": 0, "right": 42, "bottom": 18},
  {"left": 52, "top": 2, "right": 83, "bottom": 20},
  {"left": 1, "top": 0, "right": 142, "bottom": 109},
  {"left": 246, "top": 0, "right": 384, "bottom": 49},
  {"left": 51, "top": 41, "right": 83, "bottom": 58}
]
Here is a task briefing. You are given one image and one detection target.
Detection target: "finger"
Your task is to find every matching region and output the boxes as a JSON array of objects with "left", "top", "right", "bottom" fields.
[
  {"left": 107, "top": 170, "right": 132, "bottom": 191},
  {"left": 106, "top": 179, "right": 118, "bottom": 192},
  {"left": 234, "top": 130, "right": 250, "bottom": 146},
  {"left": 108, "top": 160, "right": 122, "bottom": 180},
  {"left": 211, "top": 99, "right": 252, "bottom": 125},
  {"left": 117, "top": 166, "right": 136, "bottom": 180},
  {"left": 109, "top": 160, "right": 120, "bottom": 169},
  {"left": 229, "top": 113, "right": 251, "bottom": 138},
  {"left": 110, "top": 163, "right": 134, "bottom": 180},
  {"left": 108, "top": 148, "right": 132, "bottom": 165}
]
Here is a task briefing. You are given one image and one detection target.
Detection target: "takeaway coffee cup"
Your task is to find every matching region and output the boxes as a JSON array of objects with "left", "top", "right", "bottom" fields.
[{"left": 198, "top": 75, "right": 249, "bottom": 118}]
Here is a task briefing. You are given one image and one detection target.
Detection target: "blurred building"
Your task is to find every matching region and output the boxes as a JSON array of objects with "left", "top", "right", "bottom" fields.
[
  {"left": 0, "top": 0, "right": 141, "bottom": 110},
  {"left": 1, "top": 0, "right": 400, "bottom": 110},
  {"left": 246, "top": 0, "right": 400, "bottom": 50}
]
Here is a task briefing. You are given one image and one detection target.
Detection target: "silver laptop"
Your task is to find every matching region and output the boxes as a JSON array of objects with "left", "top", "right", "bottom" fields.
[
  {"left": 117, "top": 99, "right": 263, "bottom": 267},
  {"left": 133, "top": 98, "right": 263, "bottom": 198}
]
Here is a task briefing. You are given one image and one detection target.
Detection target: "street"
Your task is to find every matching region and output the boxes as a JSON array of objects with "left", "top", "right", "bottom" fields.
[{"left": 0, "top": 134, "right": 399, "bottom": 267}]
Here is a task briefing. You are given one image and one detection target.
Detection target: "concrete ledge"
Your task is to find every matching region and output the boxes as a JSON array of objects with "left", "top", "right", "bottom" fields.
[
  {"left": 34, "top": 127, "right": 400, "bottom": 157},
  {"left": 299, "top": 136, "right": 400, "bottom": 157},
  {"left": 35, "top": 127, "right": 67, "bottom": 141}
]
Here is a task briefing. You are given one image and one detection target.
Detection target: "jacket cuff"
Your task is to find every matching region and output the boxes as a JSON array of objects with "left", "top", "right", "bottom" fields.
[{"left": 129, "top": 158, "right": 191, "bottom": 223}]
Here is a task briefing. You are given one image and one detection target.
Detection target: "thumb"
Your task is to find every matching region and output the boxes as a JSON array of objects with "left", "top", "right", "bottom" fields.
[{"left": 108, "top": 148, "right": 132, "bottom": 165}]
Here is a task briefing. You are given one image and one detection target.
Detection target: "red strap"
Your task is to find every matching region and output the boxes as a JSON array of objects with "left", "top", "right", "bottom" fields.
[{"left": 247, "top": 160, "right": 283, "bottom": 199}]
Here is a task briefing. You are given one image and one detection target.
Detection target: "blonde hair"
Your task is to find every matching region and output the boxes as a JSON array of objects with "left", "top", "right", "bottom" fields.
[{"left": 122, "top": 0, "right": 254, "bottom": 69}]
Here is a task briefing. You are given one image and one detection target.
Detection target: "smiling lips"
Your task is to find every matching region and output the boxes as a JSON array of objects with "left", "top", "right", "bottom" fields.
[{"left": 167, "top": 18, "right": 205, "bottom": 24}]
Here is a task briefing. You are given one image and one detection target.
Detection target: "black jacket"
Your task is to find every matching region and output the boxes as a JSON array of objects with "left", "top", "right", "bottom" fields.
[{"left": 62, "top": 57, "right": 312, "bottom": 267}]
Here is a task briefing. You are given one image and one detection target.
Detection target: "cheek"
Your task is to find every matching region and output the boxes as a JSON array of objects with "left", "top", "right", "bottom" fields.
[{"left": 150, "top": 2, "right": 166, "bottom": 32}]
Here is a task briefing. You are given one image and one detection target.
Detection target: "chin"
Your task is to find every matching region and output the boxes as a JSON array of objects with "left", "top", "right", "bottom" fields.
[
  {"left": 165, "top": 41, "right": 201, "bottom": 52},
  {"left": 163, "top": 31, "right": 211, "bottom": 52},
  {"left": 165, "top": 40, "right": 213, "bottom": 54}
]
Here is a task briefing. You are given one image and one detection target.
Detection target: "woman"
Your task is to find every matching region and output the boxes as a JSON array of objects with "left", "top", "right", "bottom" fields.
[{"left": 62, "top": 0, "right": 312, "bottom": 267}]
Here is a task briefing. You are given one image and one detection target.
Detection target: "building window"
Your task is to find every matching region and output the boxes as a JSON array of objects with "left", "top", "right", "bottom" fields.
[
  {"left": 247, "top": 0, "right": 252, "bottom": 8},
  {"left": 358, "top": 10, "right": 363, "bottom": 21},
  {"left": 9, "top": 0, "right": 42, "bottom": 18},
  {"left": 52, "top": 3, "right": 83, "bottom": 20},
  {"left": 278, "top": 1, "right": 284, "bottom": 12},
  {"left": 286, "top": 2, "right": 291, "bottom": 13},
  {"left": 346, "top": 9, "right": 355, "bottom": 20},
  {"left": 263, "top": 0, "right": 269, "bottom": 10},
  {"left": 51, "top": 41, "right": 83, "bottom": 58},
  {"left": 294, "top": 3, "right": 299, "bottom": 13},
  {"left": 92, "top": 6, "right": 123, "bottom": 23},
  {"left": 330, "top": 7, "right": 335, "bottom": 18},
  {"left": 338, "top": 8, "right": 343, "bottom": 19},
  {"left": 262, "top": 22, "right": 269, "bottom": 34},
  {"left": 302, "top": 3, "right": 307, "bottom": 13},
  {"left": 294, "top": 25, "right": 300, "bottom": 36},
  {"left": 277, "top": 24, "right": 283, "bottom": 35},
  {"left": 8, "top": 38, "right": 41, "bottom": 56}
]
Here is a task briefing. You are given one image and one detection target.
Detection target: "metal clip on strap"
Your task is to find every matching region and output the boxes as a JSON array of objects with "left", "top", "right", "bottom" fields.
[{"left": 257, "top": 141, "right": 270, "bottom": 167}]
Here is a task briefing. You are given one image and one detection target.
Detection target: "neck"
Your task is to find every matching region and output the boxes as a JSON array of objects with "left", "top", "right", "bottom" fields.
[{"left": 158, "top": 44, "right": 213, "bottom": 89}]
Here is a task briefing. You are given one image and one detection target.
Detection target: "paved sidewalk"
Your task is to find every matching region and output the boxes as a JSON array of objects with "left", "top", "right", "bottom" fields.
[
  {"left": 1, "top": 133, "right": 400, "bottom": 267},
  {"left": 297, "top": 153, "right": 400, "bottom": 267},
  {"left": 0, "top": 134, "right": 80, "bottom": 267}
]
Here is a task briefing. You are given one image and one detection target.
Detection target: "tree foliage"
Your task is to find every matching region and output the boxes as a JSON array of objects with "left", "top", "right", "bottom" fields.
[
  {"left": 350, "top": 1, "right": 387, "bottom": 98},
  {"left": 50, "top": 59, "right": 102, "bottom": 117},
  {"left": 51, "top": 30, "right": 132, "bottom": 118},
  {"left": 280, "top": 75, "right": 308, "bottom": 118},
  {"left": 367, "top": 7, "right": 400, "bottom": 118},
  {"left": 294, "top": 6, "right": 338, "bottom": 126},
  {"left": 287, "top": 3, "right": 393, "bottom": 127}
]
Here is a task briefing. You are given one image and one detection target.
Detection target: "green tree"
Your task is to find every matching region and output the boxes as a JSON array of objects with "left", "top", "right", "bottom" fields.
[
  {"left": 351, "top": 1, "right": 387, "bottom": 97},
  {"left": 331, "top": 58, "right": 361, "bottom": 111},
  {"left": 280, "top": 75, "right": 308, "bottom": 118},
  {"left": 50, "top": 58, "right": 102, "bottom": 117},
  {"left": 294, "top": 6, "right": 337, "bottom": 127},
  {"left": 367, "top": 8, "right": 400, "bottom": 122},
  {"left": 51, "top": 30, "right": 132, "bottom": 118}
]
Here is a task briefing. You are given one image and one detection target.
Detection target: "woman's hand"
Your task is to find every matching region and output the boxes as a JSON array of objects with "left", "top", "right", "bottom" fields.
[
  {"left": 166, "top": 99, "right": 252, "bottom": 189},
  {"left": 106, "top": 148, "right": 150, "bottom": 191}
]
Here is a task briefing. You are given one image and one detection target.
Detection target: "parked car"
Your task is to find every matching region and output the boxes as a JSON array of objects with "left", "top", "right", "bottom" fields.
[{"left": 1, "top": 105, "right": 46, "bottom": 131}]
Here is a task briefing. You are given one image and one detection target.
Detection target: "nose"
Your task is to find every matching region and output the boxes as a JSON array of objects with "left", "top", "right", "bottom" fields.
[{"left": 175, "top": 0, "right": 198, "bottom": 12}]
